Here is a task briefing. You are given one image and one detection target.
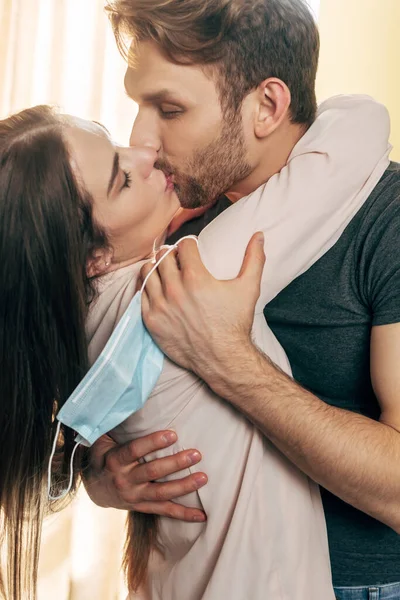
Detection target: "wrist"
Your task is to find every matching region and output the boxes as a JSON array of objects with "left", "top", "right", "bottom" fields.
[{"left": 201, "top": 339, "right": 269, "bottom": 401}]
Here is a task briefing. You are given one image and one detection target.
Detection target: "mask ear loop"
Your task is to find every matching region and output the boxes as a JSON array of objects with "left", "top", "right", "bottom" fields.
[
  {"left": 140, "top": 235, "right": 199, "bottom": 293},
  {"left": 47, "top": 420, "right": 80, "bottom": 501},
  {"left": 48, "top": 236, "right": 198, "bottom": 500}
]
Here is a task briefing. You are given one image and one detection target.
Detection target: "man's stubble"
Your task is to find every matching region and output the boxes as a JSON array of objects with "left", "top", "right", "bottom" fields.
[{"left": 156, "top": 114, "right": 252, "bottom": 209}]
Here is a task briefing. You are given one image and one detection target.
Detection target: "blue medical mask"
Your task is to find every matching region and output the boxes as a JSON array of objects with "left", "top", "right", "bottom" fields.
[{"left": 48, "top": 236, "right": 198, "bottom": 500}]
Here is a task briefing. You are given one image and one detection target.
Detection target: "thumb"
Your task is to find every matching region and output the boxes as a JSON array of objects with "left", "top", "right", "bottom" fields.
[
  {"left": 90, "top": 434, "right": 118, "bottom": 470},
  {"left": 238, "top": 232, "right": 265, "bottom": 284}
]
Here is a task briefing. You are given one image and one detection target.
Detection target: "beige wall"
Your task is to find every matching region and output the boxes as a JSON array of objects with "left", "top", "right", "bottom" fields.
[{"left": 317, "top": 0, "right": 400, "bottom": 160}]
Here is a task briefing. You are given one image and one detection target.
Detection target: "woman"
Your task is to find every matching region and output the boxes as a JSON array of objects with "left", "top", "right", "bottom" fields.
[
  {"left": 0, "top": 97, "right": 390, "bottom": 599},
  {"left": 0, "top": 106, "right": 179, "bottom": 600}
]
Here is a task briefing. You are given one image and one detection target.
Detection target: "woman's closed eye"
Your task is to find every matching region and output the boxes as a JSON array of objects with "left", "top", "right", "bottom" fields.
[{"left": 122, "top": 170, "right": 132, "bottom": 190}]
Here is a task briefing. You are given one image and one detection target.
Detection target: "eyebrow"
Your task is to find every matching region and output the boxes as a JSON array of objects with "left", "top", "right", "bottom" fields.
[
  {"left": 126, "top": 86, "right": 183, "bottom": 105},
  {"left": 107, "top": 152, "right": 120, "bottom": 196},
  {"left": 143, "top": 90, "right": 182, "bottom": 103}
]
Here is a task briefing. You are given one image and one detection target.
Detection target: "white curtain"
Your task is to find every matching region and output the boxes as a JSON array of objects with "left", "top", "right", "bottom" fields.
[
  {"left": 307, "top": 0, "right": 320, "bottom": 19},
  {"left": 0, "top": 1, "right": 132, "bottom": 598},
  {"left": 0, "top": 0, "right": 137, "bottom": 143}
]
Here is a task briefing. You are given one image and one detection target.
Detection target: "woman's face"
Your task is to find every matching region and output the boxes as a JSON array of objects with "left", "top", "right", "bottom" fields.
[{"left": 64, "top": 118, "right": 180, "bottom": 269}]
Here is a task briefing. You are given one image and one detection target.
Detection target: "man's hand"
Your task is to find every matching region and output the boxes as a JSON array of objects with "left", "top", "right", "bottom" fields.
[
  {"left": 140, "top": 232, "right": 265, "bottom": 383},
  {"left": 84, "top": 431, "right": 207, "bottom": 522}
]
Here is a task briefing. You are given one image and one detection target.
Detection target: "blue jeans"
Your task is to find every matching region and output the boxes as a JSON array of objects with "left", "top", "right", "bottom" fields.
[{"left": 334, "top": 582, "right": 400, "bottom": 599}]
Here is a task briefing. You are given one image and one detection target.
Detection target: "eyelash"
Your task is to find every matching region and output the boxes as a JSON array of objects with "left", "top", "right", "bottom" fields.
[
  {"left": 159, "top": 108, "right": 183, "bottom": 120},
  {"left": 123, "top": 170, "right": 132, "bottom": 189}
]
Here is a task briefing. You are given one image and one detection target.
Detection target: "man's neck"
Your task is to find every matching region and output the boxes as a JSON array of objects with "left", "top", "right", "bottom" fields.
[{"left": 226, "top": 121, "right": 308, "bottom": 203}]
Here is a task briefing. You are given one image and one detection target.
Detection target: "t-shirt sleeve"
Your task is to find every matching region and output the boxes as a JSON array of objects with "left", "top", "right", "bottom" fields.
[{"left": 359, "top": 179, "right": 400, "bottom": 326}]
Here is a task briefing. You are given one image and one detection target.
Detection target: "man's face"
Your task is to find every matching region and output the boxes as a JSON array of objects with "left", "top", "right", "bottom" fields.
[{"left": 125, "top": 41, "right": 252, "bottom": 208}]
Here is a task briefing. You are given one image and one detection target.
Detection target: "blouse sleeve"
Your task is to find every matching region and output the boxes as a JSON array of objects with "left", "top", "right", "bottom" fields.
[{"left": 198, "top": 95, "right": 391, "bottom": 311}]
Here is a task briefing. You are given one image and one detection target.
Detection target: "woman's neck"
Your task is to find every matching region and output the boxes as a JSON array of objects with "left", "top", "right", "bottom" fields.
[{"left": 106, "top": 230, "right": 168, "bottom": 273}]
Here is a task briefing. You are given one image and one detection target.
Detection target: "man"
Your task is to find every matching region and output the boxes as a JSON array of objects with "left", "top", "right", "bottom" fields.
[{"left": 88, "top": 1, "right": 400, "bottom": 598}]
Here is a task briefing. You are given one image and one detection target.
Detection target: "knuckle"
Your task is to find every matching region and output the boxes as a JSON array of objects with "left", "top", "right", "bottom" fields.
[
  {"left": 113, "top": 476, "right": 127, "bottom": 494},
  {"left": 164, "top": 505, "right": 178, "bottom": 519},
  {"left": 185, "top": 478, "right": 198, "bottom": 493},
  {"left": 183, "top": 267, "right": 198, "bottom": 283},
  {"left": 126, "top": 440, "right": 140, "bottom": 461},
  {"left": 145, "top": 463, "right": 159, "bottom": 482},
  {"left": 164, "top": 283, "right": 181, "bottom": 303},
  {"left": 154, "top": 487, "right": 168, "bottom": 502},
  {"left": 144, "top": 311, "right": 161, "bottom": 332},
  {"left": 104, "top": 452, "right": 118, "bottom": 473},
  {"left": 154, "top": 297, "right": 169, "bottom": 315},
  {"left": 141, "top": 263, "right": 153, "bottom": 277}
]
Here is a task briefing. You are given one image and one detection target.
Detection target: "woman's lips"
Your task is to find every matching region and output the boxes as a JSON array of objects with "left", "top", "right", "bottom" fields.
[{"left": 164, "top": 173, "right": 175, "bottom": 191}]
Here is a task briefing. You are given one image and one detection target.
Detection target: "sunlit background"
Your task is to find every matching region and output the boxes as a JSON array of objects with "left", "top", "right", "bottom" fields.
[
  {"left": 0, "top": 0, "right": 399, "bottom": 157},
  {"left": 0, "top": 0, "right": 136, "bottom": 144},
  {"left": 0, "top": 0, "right": 399, "bottom": 598}
]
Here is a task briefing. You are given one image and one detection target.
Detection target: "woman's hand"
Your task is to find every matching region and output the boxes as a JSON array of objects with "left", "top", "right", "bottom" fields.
[{"left": 84, "top": 431, "right": 207, "bottom": 522}]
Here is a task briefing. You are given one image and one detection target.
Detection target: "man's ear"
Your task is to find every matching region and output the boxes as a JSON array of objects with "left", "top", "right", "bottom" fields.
[
  {"left": 86, "top": 248, "right": 113, "bottom": 277},
  {"left": 254, "top": 78, "right": 291, "bottom": 139}
]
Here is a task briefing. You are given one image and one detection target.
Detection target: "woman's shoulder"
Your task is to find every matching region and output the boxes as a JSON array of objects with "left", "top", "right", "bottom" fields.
[{"left": 86, "top": 261, "right": 145, "bottom": 364}]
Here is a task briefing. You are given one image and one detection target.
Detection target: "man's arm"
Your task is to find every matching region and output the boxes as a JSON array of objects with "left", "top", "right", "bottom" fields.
[{"left": 141, "top": 236, "right": 400, "bottom": 532}]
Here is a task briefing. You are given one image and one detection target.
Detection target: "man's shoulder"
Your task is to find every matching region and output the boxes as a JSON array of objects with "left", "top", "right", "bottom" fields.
[
  {"left": 386, "top": 160, "right": 400, "bottom": 174},
  {"left": 355, "top": 161, "right": 400, "bottom": 239},
  {"left": 370, "top": 161, "right": 400, "bottom": 199}
]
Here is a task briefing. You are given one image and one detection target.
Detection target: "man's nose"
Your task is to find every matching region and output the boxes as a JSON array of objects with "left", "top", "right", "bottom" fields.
[
  {"left": 129, "top": 115, "right": 161, "bottom": 152},
  {"left": 129, "top": 146, "right": 158, "bottom": 179}
]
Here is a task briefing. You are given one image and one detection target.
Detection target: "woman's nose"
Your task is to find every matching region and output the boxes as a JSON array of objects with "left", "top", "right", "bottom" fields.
[{"left": 127, "top": 146, "right": 158, "bottom": 179}]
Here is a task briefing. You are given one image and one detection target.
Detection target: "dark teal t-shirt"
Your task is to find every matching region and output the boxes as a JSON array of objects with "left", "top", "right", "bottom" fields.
[
  {"left": 265, "top": 162, "right": 400, "bottom": 586},
  {"left": 169, "top": 163, "right": 400, "bottom": 586}
]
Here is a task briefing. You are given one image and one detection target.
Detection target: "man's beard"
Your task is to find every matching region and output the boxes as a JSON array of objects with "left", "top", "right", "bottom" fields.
[{"left": 156, "top": 115, "right": 252, "bottom": 209}]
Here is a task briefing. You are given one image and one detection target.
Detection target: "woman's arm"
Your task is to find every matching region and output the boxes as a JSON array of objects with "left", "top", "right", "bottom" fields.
[{"left": 85, "top": 430, "right": 207, "bottom": 521}]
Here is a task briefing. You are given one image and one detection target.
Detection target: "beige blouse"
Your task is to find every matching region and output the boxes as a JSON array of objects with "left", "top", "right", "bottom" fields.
[{"left": 86, "top": 95, "right": 391, "bottom": 600}]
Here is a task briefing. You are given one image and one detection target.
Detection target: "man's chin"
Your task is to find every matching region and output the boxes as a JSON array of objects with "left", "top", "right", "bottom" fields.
[{"left": 177, "top": 188, "right": 218, "bottom": 210}]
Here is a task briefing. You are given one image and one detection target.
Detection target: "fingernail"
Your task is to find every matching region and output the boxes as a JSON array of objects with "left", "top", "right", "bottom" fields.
[
  {"left": 187, "top": 451, "right": 201, "bottom": 465},
  {"left": 256, "top": 232, "right": 264, "bottom": 244},
  {"left": 194, "top": 474, "right": 207, "bottom": 486},
  {"left": 193, "top": 514, "right": 206, "bottom": 522},
  {"left": 162, "top": 431, "right": 177, "bottom": 444}
]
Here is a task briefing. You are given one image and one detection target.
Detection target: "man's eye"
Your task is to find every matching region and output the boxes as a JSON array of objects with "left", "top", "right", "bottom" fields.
[{"left": 159, "top": 107, "right": 183, "bottom": 120}]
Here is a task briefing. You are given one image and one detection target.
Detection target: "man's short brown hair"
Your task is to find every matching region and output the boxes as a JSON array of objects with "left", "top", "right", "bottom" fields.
[{"left": 107, "top": 0, "right": 319, "bottom": 125}]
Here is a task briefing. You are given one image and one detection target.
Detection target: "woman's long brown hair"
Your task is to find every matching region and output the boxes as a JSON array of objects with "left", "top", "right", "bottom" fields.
[{"left": 0, "top": 105, "right": 107, "bottom": 599}]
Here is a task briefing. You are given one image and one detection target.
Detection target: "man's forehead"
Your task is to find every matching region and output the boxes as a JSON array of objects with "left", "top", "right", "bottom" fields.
[
  {"left": 125, "top": 69, "right": 188, "bottom": 103},
  {"left": 124, "top": 40, "right": 217, "bottom": 103}
]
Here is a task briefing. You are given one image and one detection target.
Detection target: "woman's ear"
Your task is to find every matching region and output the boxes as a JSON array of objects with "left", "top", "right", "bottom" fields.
[
  {"left": 86, "top": 248, "right": 113, "bottom": 277},
  {"left": 254, "top": 78, "right": 291, "bottom": 139}
]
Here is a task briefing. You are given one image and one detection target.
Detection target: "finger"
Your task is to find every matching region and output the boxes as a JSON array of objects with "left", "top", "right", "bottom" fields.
[
  {"left": 105, "top": 430, "right": 178, "bottom": 470},
  {"left": 140, "top": 259, "right": 163, "bottom": 299},
  {"left": 132, "top": 501, "right": 207, "bottom": 522},
  {"left": 238, "top": 232, "right": 265, "bottom": 282},
  {"left": 176, "top": 238, "right": 208, "bottom": 277},
  {"left": 155, "top": 247, "right": 182, "bottom": 290},
  {"left": 130, "top": 448, "right": 203, "bottom": 484},
  {"left": 136, "top": 272, "right": 144, "bottom": 293},
  {"left": 89, "top": 434, "right": 119, "bottom": 469},
  {"left": 126, "top": 471, "right": 208, "bottom": 503},
  {"left": 141, "top": 287, "right": 150, "bottom": 317}
]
